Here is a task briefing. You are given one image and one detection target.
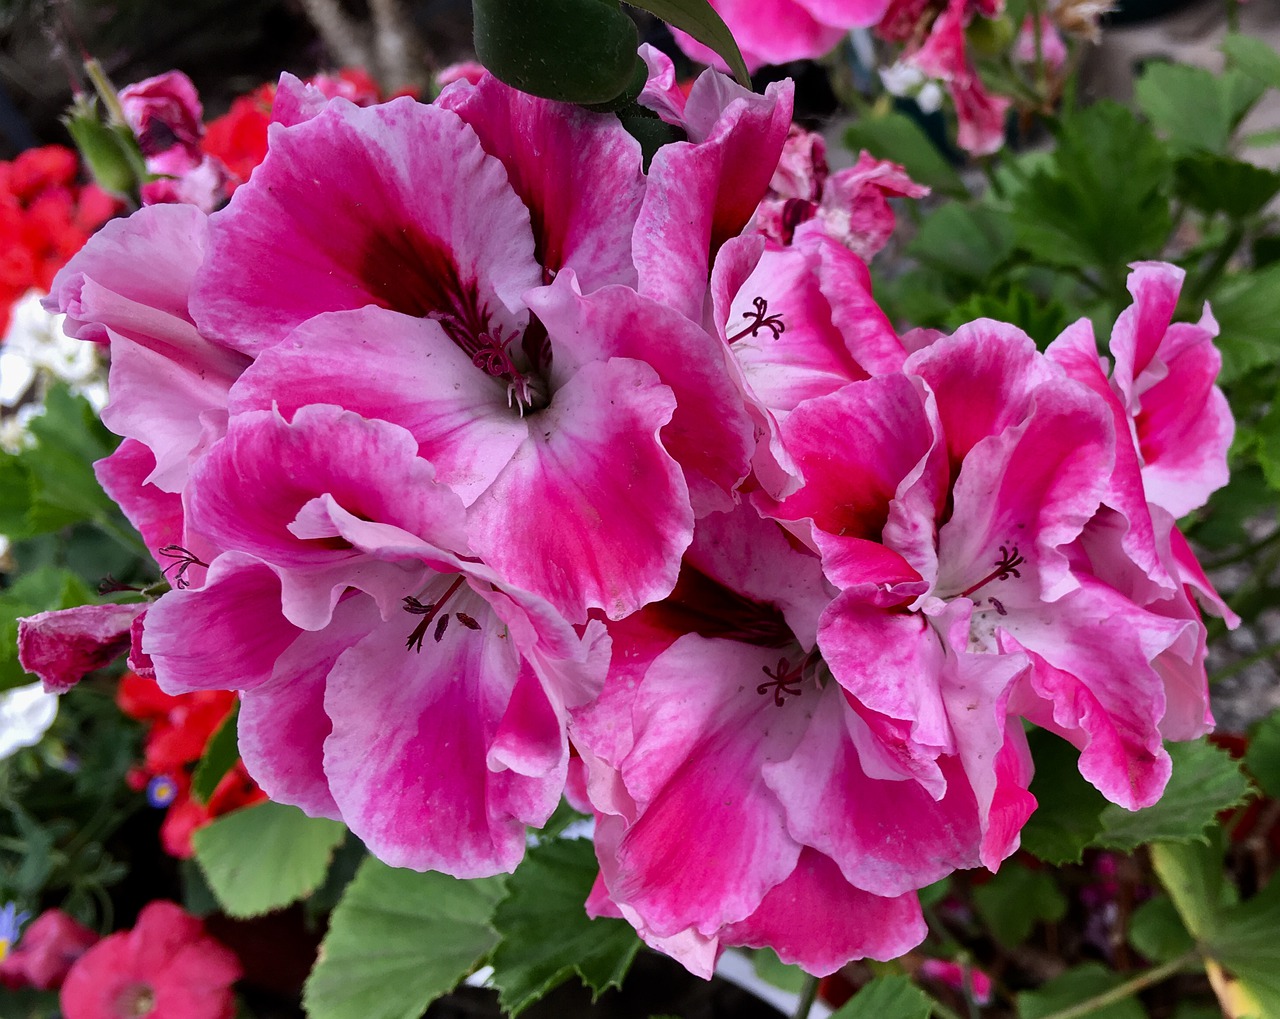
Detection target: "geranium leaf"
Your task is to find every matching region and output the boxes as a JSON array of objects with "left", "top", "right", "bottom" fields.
[
  {"left": 624, "top": 1, "right": 750, "bottom": 85},
  {"left": 1245, "top": 708, "right": 1280, "bottom": 797},
  {"left": 489, "top": 837, "right": 640, "bottom": 1015},
  {"left": 304, "top": 858, "right": 505, "bottom": 1019},
  {"left": 472, "top": 0, "right": 640, "bottom": 105},
  {"left": 1011, "top": 102, "right": 1172, "bottom": 274},
  {"left": 830, "top": 975, "right": 931, "bottom": 1019},
  {"left": 1153, "top": 835, "right": 1280, "bottom": 1017},
  {"left": 1128, "top": 895, "right": 1195, "bottom": 963},
  {"left": 190, "top": 703, "right": 240, "bottom": 805},
  {"left": 1175, "top": 153, "right": 1280, "bottom": 219},
  {"left": 1210, "top": 264, "right": 1280, "bottom": 384},
  {"left": 973, "top": 865, "right": 1068, "bottom": 949},
  {"left": 1018, "top": 963, "right": 1146, "bottom": 1019},
  {"left": 1021, "top": 731, "right": 1107, "bottom": 865},
  {"left": 1092, "top": 740, "right": 1251, "bottom": 851},
  {"left": 1223, "top": 33, "right": 1280, "bottom": 90},
  {"left": 192, "top": 801, "right": 346, "bottom": 918}
]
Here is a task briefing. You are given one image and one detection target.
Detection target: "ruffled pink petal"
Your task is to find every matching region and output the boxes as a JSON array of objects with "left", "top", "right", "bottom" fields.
[
  {"left": 466, "top": 358, "right": 691, "bottom": 622},
  {"left": 437, "top": 76, "right": 644, "bottom": 290},
  {"left": 144, "top": 553, "right": 302, "bottom": 694},
  {"left": 18, "top": 603, "right": 145, "bottom": 692},
  {"left": 795, "top": 153, "right": 929, "bottom": 260},
  {"left": 721, "top": 848, "right": 926, "bottom": 973},
  {"left": 763, "top": 683, "right": 984, "bottom": 895},
  {"left": 671, "top": 0, "right": 853, "bottom": 71},
  {"left": 45, "top": 204, "right": 248, "bottom": 492},
  {"left": 1001, "top": 579, "right": 1190, "bottom": 809},
  {"left": 191, "top": 97, "right": 542, "bottom": 356},
  {"left": 527, "top": 272, "right": 753, "bottom": 514},
  {"left": 237, "top": 594, "right": 383, "bottom": 820},
  {"left": 322, "top": 586, "right": 562, "bottom": 876},
  {"left": 606, "top": 635, "right": 809, "bottom": 937},
  {"left": 634, "top": 76, "right": 793, "bottom": 319},
  {"left": 187, "top": 404, "right": 466, "bottom": 627},
  {"left": 94, "top": 440, "right": 186, "bottom": 559},
  {"left": 227, "top": 308, "right": 529, "bottom": 507}
]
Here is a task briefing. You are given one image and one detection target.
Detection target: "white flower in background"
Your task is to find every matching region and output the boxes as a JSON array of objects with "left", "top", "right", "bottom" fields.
[
  {"left": 0, "top": 289, "right": 107, "bottom": 435},
  {"left": 879, "top": 61, "right": 945, "bottom": 114},
  {"left": 0, "top": 682, "right": 58, "bottom": 760}
]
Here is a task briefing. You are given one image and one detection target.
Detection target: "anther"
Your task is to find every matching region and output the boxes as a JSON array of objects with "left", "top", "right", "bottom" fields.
[
  {"left": 727, "top": 296, "right": 786, "bottom": 344},
  {"left": 455, "top": 613, "right": 481, "bottom": 631},
  {"left": 757, "top": 656, "right": 804, "bottom": 707},
  {"left": 404, "top": 575, "right": 466, "bottom": 653},
  {"left": 988, "top": 597, "right": 1007, "bottom": 616},
  {"left": 157, "top": 545, "right": 208, "bottom": 590},
  {"left": 959, "top": 544, "right": 1026, "bottom": 599},
  {"left": 433, "top": 614, "right": 450, "bottom": 642}
]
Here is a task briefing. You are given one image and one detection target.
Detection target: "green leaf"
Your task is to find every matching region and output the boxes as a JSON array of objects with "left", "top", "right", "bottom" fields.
[
  {"left": 830, "top": 975, "right": 932, "bottom": 1019},
  {"left": 752, "top": 948, "right": 807, "bottom": 994},
  {"left": 1246, "top": 709, "right": 1280, "bottom": 797},
  {"left": 1011, "top": 102, "right": 1172, "bottom": 274},
  {"left": 1153, "top": 836, "right": 1280, "bottom": 1017},
  {"left": 472, "top": 0, "right": 640, "bottom": 105},
  {"left": 625, "top": 0, "right": 750, "bottom": 85},
  {"left": 844, "top": 113, "right": 968, "bottom": 199},
  {"left": 1175, "top": 153, "right": 1280, "bottom": 219},
  {"left": 944, "top": 283, "right": 1073, "bottom": 348},
  {"left": 1128, "top": 895, "right": 1195, "bottom": 963},
  {"left": 489, "top": 837, "right": 640, "bottom": 1015},
  {"left": 304, "top": 858, "right": 506, "bottom": 1019},
  {"left": 1018, "top": 963, "right": 1146, "bottom": 1019},
  {"left": 20, "top": 385, "right": 119, "bottom": 534},
  {"left": 1136, "top": 63, "right": 1237, "bottom": 154},
  {"left": 973, "top": 865, "right": 1067, "bottom": 949},
  {"left": 193, "top": 801, "right": 346, "bottom": 918},
  {"left": 1211, "top": 264, "right": 1280, "bottom": 384},
  {"left": 1021, "top": 730, "right": 1108, "bottom": 865},
  {"left": 1092, "top": 739, "right": 1252, "bottom": 851},
  {"left": 190, "top": 703, "right": 240, "bottom": 804},
  {"left": 1223, "top": 33, "right": 1280, "bottom": 90},
  {"left": 908, "top": 203, "right": 1016, "bottom": 282}
]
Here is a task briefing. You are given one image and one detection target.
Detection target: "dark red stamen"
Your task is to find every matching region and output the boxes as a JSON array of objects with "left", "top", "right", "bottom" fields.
[
  {"left": 988, "top": 596, "right": 1007, "bottom": 616},
  {"left": 727, "top": 296, "right": 786, "bottom": 344},
  {"left": 404, "top": 575, "right": 466, "bottom": 653},
  {"left": 98, "top": 575, "right": 142, "bottom": 594},
  {"left": 960, "top": 545, "right": 1025, "bottom": 599},
  {"left": 157, "top": 545, "right": 208, "bottom": 590},
  {"left": 433, "top": 614, "right": 450, "bottom": 643},
  {"left": 757, "top": 656, "right": 804, "bottom": 707},
  {"left": 455, "top": 613, "right": 481, "bottom": 631}
]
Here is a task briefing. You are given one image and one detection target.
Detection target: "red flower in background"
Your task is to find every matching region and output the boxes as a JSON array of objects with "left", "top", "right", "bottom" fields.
[
  {"left": 0, "top": 909, "right": 99, "bottom": 990},
  {"left": 0, "top": 145, "right": 116, "bottom": 334},
  {"left": 117, "top": 672, "right": 265, "bottom": 859},
  {"left": 202, "top": 68, "right": 386, "bottom": 194},
  {"left": 60, "top": 901, "right": 241, "bottom": 1019}
]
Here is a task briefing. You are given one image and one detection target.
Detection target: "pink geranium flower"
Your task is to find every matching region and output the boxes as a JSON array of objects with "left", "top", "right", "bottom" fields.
[
  {"left": 60, "top": 901, "right": 240, "bottom": 1019},
  {"left": 669, "top": 0, "right": 892, "bottom": 71},
  {"left": 572, "top": 506, "right": 1014, "bottom": 977}
]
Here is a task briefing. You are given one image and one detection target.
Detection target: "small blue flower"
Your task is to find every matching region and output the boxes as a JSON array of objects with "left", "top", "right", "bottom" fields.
[
  {"left": 146, "top": 774, "right": 179, "bottom": 808},
  {"left": 0, "top": 902, "right": 29, "bottom": 961}
]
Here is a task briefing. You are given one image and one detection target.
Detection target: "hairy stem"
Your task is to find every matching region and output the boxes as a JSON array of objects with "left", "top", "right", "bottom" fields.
[{"left": 1033, "top": 951, "right": 1199, "bottom": 1019}]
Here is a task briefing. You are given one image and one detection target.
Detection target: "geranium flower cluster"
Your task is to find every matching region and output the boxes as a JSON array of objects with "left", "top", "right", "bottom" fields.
[
  {"left": 28, "top": 51, "right": 1232, "bottom": 978},
  {"left": 116, "top": 671, "right": 265, "bottom": 859}
]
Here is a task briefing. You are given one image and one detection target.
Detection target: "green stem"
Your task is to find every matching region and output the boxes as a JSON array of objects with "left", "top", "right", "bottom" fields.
[
  {"left": 83, "top": 59, "right": 129, "bottom": 127},
  {"left": 1209, "top": 638, "right": 1280, "bottom": 684},
  {"left": 792, "top": 974, "right": 820, "bottom": 1019},
  {"left": 1185, "top": 223, "right": 1246, "bottom": 311},
  {"left": 1202, "top": 527, "right": 1280, "bottom": 570},
  {"left": 1033, "top": 952, "right": 1198, "bottom": 1019},
  {"left": 928, "top": 995, "right": 966, "bottom": 1019}
]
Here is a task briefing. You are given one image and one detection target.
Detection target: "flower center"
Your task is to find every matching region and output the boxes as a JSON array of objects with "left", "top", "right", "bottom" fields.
[
  {"left": 157, "top": 545, "right": 207, "bottom": 590},
  {"left": 958, "top": 544, "right": 1025, "bottom": 600},
  {"left": 115, "top": 982, "right": 156, "bottom": 1018},
  {"left": 757, "top": 655, "right": 806, "bottom": 706},
  {"left": 403, "top": 575, "right": 480, "bottom": 652},
  {"left": 726, "top": 296, "right": 786, "bottom": 344}
]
